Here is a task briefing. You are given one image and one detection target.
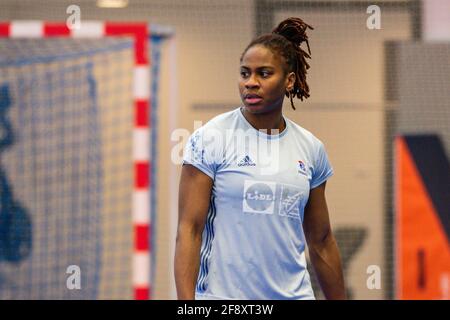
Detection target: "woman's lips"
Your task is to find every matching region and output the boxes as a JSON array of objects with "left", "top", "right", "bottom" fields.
[{"left": 244, "top": 95, "right": 263, "bottom": 104}]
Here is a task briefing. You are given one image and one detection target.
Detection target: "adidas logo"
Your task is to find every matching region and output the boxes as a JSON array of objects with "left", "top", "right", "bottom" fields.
[{"left": 238, "top": 155, "right": 256, "bottom": 167}]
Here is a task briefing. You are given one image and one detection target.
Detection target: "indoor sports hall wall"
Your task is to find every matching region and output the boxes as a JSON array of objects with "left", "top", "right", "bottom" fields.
[{"left": 0, "top": 0, "right": 447, "bottom": 300}]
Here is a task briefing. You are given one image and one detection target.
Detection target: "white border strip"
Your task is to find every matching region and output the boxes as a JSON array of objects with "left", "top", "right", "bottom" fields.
[
  {"left": 10, "top": 21, "right": 43, "bottom": 38},
  {"left": 133, "top": 128, "right": 150, "bottom": 161},
  {"left": 134, "top": 66, "right": 150, "bottom": 99},
  {"left": 133, "top": 252, "right": 150, "bottom": 286},
  {"left": 72, "top": 21, "right": 104, "bottom": 38},
  {"left": 133, "top": 190, "right": 151, "bottom": 224}
]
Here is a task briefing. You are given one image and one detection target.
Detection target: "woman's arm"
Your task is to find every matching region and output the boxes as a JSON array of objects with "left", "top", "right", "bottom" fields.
[
  {"left": 174, "top": 164, "right": 213, "bottom": 300},
  {"left": 303, "top": 181, "right": 346, "bottom": 300}
]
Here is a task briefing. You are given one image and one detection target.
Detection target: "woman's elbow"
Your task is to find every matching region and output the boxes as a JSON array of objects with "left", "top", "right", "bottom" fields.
[
  {"left": 307, "top": 228, "right": 335, "bottom": 253},
  {"left": 176, "top": 219, "right": 205, "bottom": 243}
]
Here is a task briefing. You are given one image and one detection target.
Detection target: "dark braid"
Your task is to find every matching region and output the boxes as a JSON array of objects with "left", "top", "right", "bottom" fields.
[{"left": 240, "top": 17, "right": 313, "bottom": 110}]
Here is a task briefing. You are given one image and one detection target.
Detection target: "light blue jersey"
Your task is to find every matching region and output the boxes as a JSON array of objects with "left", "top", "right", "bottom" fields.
[{"left": 183, "top": 107, "right": 334, "bottom": 300}]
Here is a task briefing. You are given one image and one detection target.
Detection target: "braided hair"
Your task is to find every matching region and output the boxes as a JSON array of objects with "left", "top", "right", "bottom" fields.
[{"left": 240, "top": 17, "right": 313, "bottom": 110}]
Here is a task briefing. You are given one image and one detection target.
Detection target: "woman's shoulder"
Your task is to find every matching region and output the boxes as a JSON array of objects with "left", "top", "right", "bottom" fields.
[
  {"left": 199, "top": 107, "right": 241, "bottom": 131},
  {"left": 286, "top": 117, "right": 324, "bottom": 146}
]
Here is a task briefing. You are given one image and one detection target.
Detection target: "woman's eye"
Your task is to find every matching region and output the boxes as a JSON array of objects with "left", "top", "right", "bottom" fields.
[
  {"left": 261, "top": 71, "right": 270, "bottom": 78},
  {"left": 240, "top": 71, "right": 249, "bottom": 78}
]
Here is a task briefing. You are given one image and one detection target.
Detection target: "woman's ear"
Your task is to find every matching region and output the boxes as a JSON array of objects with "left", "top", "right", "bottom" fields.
[{"left": 286, "top": 72, "right": 296, "bottom": 91}]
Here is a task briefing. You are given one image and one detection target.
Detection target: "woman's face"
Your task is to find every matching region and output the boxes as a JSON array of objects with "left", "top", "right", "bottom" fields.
[{"left": 238, "top": 45, "right": 294, "bottom": 114}]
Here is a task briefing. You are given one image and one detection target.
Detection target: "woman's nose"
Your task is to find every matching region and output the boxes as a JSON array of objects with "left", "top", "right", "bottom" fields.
[{"left": 245, "top": 75, "right": 259, "bottom": 88}]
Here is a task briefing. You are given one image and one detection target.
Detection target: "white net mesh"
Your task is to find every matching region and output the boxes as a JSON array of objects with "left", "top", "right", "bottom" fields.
[{"left": 0, "top": 38, "right": 134, "bottom": 299}]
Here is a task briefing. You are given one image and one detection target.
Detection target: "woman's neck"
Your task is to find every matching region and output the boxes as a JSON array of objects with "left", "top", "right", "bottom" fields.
[{"left": 241, "top": 106, "right": 286, "bottom": 135}]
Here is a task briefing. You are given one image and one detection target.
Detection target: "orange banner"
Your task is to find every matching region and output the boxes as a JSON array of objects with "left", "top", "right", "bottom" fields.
[{"left": 395, "top": 136, "right": 450, "bottom": 300}]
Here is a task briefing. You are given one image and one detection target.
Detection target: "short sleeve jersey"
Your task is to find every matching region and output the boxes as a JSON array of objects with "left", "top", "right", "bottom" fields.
[{"left": 183, "top": 107, "right": 334, "bottom": 300}]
